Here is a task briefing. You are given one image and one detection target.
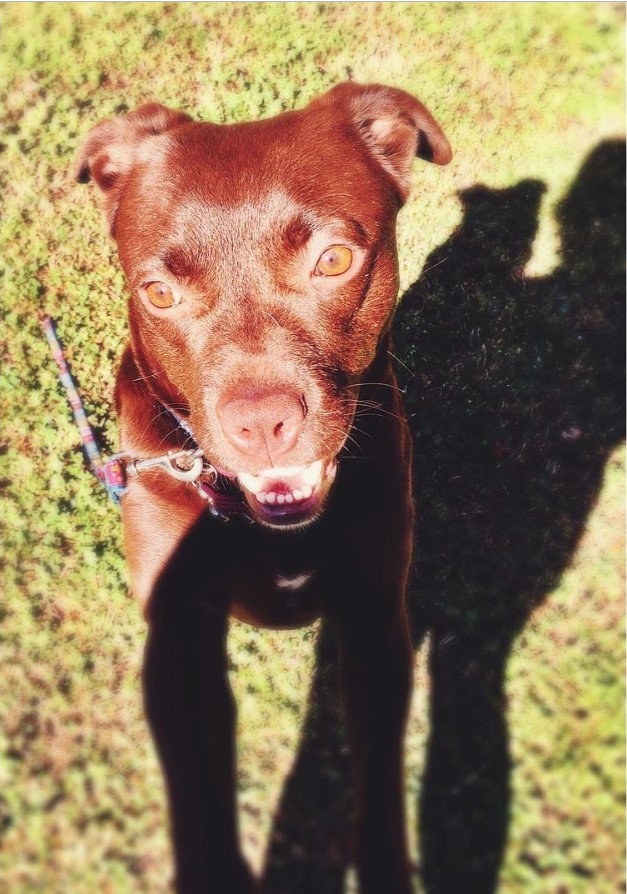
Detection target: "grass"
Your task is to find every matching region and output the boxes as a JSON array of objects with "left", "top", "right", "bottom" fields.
[{"left": 1, "top": 3, "right": 624, "bottom": 892}]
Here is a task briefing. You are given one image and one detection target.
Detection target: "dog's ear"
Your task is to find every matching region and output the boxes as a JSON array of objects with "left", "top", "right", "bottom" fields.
[
  {"left": 75, "top": 103, "right": 192, "bottom": 232},
  {"left": 317, "top": 82, "right": 452, "bottom": 200}
]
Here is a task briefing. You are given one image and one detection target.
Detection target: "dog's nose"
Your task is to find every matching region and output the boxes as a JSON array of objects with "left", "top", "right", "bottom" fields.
[{"left": 217, "top": 389, "right": 306, "bottom": 461}]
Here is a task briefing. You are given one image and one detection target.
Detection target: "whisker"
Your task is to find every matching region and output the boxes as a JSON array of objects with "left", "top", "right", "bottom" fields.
[
  {"left": 131, "top": 370, "right": 162, "bottom": 384},
  {"left": 387, "top": 350, "right": 413, "bottom": 376},
  {"left": 420, "top": 254, "right": 449, "bottom": 276},
  {"left": 356, "top": 380, "right": 403, "bottom": 393}
]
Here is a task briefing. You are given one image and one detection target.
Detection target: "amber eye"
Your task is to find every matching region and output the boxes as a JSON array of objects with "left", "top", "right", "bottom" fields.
[
  {"left": 144, "top": 281, "right": 179, "bottom": 308},
  {"left": 315, "top": 245, "right": 353, "bottom": 277}
]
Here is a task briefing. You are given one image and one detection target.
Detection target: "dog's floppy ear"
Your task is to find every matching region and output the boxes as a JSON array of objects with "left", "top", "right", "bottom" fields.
[
  {"left": 317, "top": 82, "right": 452, "bottom": 200},
  {"left": 75, "top": 103, "right": 192, "bottom": 232}
]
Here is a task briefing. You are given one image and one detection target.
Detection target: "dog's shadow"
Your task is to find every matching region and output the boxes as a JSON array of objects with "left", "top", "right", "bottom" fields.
[{"left": 261, "top": 139, "right": 625, "bottom": 894}]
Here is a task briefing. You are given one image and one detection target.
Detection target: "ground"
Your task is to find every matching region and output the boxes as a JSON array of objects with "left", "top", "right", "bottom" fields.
[{"left": 1, "top": 4, "right": 624, "bottom": 893}]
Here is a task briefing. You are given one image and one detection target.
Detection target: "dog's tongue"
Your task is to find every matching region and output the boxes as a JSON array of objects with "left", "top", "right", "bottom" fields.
[{"left": 237, "top": 459, "right": 324, "bottom": 506}]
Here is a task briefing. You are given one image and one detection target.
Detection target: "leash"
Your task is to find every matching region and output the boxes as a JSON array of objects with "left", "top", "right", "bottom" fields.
[{"left": 42, "top": 316, "right": 247, "bottom": 521}]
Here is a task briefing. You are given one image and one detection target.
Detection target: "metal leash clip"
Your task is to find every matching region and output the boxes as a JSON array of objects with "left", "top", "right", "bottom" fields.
[{"left": 125, "top": 448, "right": 206, "bottom": 483}]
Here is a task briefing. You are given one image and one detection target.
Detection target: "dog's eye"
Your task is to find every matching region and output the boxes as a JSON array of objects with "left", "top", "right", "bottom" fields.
[
  {"left": 315, "top": 246, "right": 353, "bottom": 277},
  {"left": 144, "top": 282, "right": 180, "bottom": 308}
]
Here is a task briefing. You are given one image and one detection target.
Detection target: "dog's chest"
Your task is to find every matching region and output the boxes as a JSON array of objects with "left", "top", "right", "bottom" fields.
[
  {"left": 228, "top": 549, "right": 322, "bottom": 629},
  {"left": 274, "top": 569, "right": 314, "bottom": 593}
]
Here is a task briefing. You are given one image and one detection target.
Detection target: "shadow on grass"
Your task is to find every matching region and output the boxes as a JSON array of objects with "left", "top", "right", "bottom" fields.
[{"left": 262, "top": 138, "right": 625, "bottom": 893}]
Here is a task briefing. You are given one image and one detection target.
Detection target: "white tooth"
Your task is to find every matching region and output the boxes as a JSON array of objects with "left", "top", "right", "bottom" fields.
[
  {"left": 238, "top": 472, "right": 263, "bottom": 493},
  {"left": 256, "top": 492, "right": 267, "bottom": 504},
  {"left": 265, "top": 492, "right": 277, "bottom": 504},
  {"left": 261, "top": 466, "right": 301, "bottom": 480},
  {"left": 284, "top": 493, "right": 294, "bottom": 503},
  {"left": 301, "top": 485, "right": 313, "bottom": 499},
  {"left": 302, "top": 459, "right": 323, "bottom": 487},
  {"left": 292, "top": 489, "right": 303, "bottom": 501},
  {"left": 276, "top": 494, "right": 285, "bottom": 504}
]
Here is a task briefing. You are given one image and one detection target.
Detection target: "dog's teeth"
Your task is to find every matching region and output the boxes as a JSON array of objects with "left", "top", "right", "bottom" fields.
[
  {"left": 302, "top": 459, "right": 323, "bottom": 487},
  {"left": 263, "top": 466, "right": 300, "bottom": 480},
  {"left": 238, "top": 458, "right": 326, "bottom": 512},
  {"left": 238, "top": 472, "right": 263, "bottom": 493}
]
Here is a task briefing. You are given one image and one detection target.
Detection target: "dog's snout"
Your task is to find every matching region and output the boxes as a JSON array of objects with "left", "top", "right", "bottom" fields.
[{"left": 217, "top": 388, "right": 306, "bottom": 462}]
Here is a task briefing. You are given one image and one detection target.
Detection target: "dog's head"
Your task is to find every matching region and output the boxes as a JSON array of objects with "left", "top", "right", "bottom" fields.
[{"left": 77, "top": 83, "right": 450, "bottom": 527}]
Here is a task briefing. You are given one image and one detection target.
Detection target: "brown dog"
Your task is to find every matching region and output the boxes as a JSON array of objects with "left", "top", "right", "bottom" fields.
[{"left": 77, "top": 83, "right": 451, "bottom": 894}]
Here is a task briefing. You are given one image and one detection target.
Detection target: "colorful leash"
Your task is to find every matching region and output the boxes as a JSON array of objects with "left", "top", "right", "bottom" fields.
[{"left": 42, "top": 316, "right": 127, "bottom": 503}]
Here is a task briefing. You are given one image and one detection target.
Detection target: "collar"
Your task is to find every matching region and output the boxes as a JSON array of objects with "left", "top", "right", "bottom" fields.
[
  {"left": 101, "top": 402, "right": 252, "bottom": 522},
  {"left": 161, "top": 404, "right": 252, "bottom": 521}
]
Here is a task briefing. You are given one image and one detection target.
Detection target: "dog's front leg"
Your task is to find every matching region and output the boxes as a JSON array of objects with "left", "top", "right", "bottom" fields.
[
  {"left": 123, "top": 487, "right": 255, "bottom": 894},
  {"left": 144, "top": 596, "right": 254, "bottom": 893},
  {"left": 335, "top": 599, "right": 414, "bottom": 894}
]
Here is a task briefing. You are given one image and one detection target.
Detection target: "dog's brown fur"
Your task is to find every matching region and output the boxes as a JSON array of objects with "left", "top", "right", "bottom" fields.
[{"left": 77, "top": 83, "right": 450, "bottom": 894}]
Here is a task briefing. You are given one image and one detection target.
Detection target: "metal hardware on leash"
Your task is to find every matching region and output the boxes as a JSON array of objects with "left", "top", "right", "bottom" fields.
[{"left": 125, "top": 448, "right": 209, "bottom": 483}]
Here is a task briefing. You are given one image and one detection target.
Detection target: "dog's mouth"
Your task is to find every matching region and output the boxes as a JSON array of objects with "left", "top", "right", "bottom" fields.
[{"left": 236, "top": 458, "right": 337, "bottom": 528}]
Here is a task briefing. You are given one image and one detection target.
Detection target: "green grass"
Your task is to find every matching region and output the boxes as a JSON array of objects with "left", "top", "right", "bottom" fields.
[{"left": 1, "top": 3, "right": 624, "bottom": 892}]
